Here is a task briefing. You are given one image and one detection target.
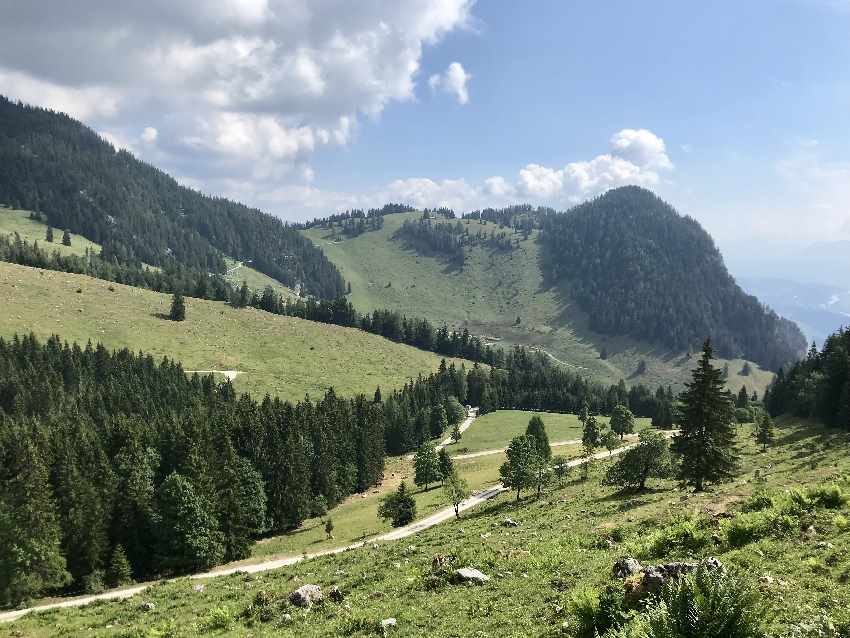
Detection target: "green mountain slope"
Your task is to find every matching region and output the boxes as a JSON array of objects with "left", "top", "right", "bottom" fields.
[
  {"left": 302, "top": 211, "right": 774, "bottom": 394},
  {"left": 0, "top": 97, "right": 344, "bottom": 297},
  {"left": 0, "top": 260, "right": 461, "bottom": 402}
]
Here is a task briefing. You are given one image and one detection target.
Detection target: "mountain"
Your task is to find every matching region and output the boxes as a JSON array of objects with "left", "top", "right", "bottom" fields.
[
  {"left": 301, "top": 199, "right": 785, "bottom": 393},
  {"left": 0, "top": 97, "right": 344, "bottom": 298},
  {"left": 538, "top": 186, "right": 806, "bottom": 370},
  {"left": 740, "top": 276, "right": 850, "bottom": 346}
]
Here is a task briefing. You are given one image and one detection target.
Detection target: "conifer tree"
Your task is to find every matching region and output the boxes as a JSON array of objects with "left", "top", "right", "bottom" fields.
[
  {"left": 450, "top": 420, "right": 462, "bottom": 443},
  {"left": 610, "top": 404, "right": 635, "bottom": 440},
  {"left": 62, "top": 228, "right": 71, "bottom": 246},
  {"left": 105, "top": 544, "right": 133, "bottom": 587},
  {"left": 552, "top": 455, "right": 571, "bottom": 484},
  {"left": 0, "top": 440, "right": 70, "bottom": 605},
  {"left": 755, "top": 412, "right": 775, "bottom": 451},
  {"left": 378, "top": 482, "right": 416, "bottom": 527},
  {"left": 373, "top": 386, "right": 382, "bottom": 403},
  {"left": 737, "top": 386, "right": 749, "bottom": 409},
  {"left": 237, "top": 280, "right": 250, "bottom": 308},
  {"left": 499, "top": 434, "right": 536, "bottom": 501},
  {"left": 673, "top": 339, "right": 739, "bottom": 491},
  {"left": 429, "top": 404, "right": 448, "bottom": 438},
  {"left": 169, "top": 292, "right": 186, "bottom": 321},
  {"left": 581, "top": 414, "right": 602, "bottom": 479},
  {"left": 413, "top": 441, "right": 441, "bottom": 491},
  {"left": 194, "top": 273, "right": 208, "bottom": 299},
  {"left": 324, "top": 519, "right": 334, "bottom": 540},
  {"left": 525, "top": 414, "right": 551, "bottom": 460},
  {"left": 45, "top": 225, "right": 54, "bottom": 242}
]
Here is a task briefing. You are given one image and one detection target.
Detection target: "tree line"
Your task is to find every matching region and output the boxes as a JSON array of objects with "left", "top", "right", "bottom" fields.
[
  {"left": 394, "top": 214, "right": 517, "bottom": 267},
  {"left": 0, "top": 96, "right": 345, "bottom": 298},
  {"left": 765, "top": 328, "right": 850, "bottom": 428}
]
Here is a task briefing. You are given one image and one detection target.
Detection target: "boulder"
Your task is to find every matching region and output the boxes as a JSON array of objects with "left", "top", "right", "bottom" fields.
[
  {"left": 138, "top": 601, "right": 155, "bottom": 612},
  {"left": 612, "top": 557, "right": 642, "bottom": 578},
  {"left": 502, "top": 518, "right": 519, "bottom": 528},
  {"left": 289, "top": 584, "right": 323, "bottom": 607},
  {"left": 454, "top": 567, "right": 490, "bottom": 584},
  {"left": 381, "top": 618, "right": 397, "bottom": 629}
]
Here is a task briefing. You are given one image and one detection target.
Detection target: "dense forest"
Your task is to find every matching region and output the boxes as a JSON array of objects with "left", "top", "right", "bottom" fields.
[
  {"left": 765, "top": 328, "right": 850, "bottom": 428},
  {"left": 0, "top": 97, "right": 344, "bottom": 298},
  {"left": 538, "top": 186, "right": 806, "bottom": 370},
  {"left": 0, "top": 333, "right": 679, "bottom": 603},
  {"left": 300, "top": 203, "right": 415, "bottom": 235}
]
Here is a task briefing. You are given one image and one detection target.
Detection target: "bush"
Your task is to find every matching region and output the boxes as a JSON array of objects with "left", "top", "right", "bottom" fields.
[
  {"left": 741, "top": 491, "right": 774, "bottom": 513},
  {"left": 82, "top": 569, "right": 105, "bottom": 594},
  {"left": 199, "top": 607, "right": 233, "bottom": 632},
  {"left": 723, "top": 510, "right": 795, "bottom": 548},
  {"left": 807, "top": 484, "right": 847, "bottom": 509},
  {"left": 634, "top": 567, "right": 767, "bottom": 638}
]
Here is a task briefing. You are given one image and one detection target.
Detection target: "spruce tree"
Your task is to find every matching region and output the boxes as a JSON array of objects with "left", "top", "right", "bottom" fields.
[
  {"left": 45, "top": 225, "right": 54, "bottom": 242},
  {"left": 61, "top": 228, "right": 72, "bottom": 246},
  {"left": 755, "top": 412, "right": 775, "bottom": 451},
  {"left": 324, "top": 519, "right": 334, "bottom": 540},
  {"left": 673, "top": 339, "right": 739, "bottom": 491},
  {"left": 169, "top": 292, "right": 186, "bottom": 321},
  {"left": 737, "top": 386, "right": 749, "bottom": 409},
  {"left": 429, "top": 404, "right": 448, "bottom": 438},
  {"left": 413, "top": 441, "right": 441, "bottom": 491},
  {"left": 378, "top": 482, "right": 416, "bottom": 527},
  {"left": 450, "top": 420, "right": 462, "bottom": 443},
  {"left": 581, "top": 414, "right": 602, "bottom": 480},
  {"left": 237, "top": 281, "right": 250, "bottom": 308},
  {"left": 373, "top": 386, "right": 382, "bottom": 403},
  {"left": 525, "top": 415, "right": 551, "bottom": 459},
  {"left": 105, "top": 544, "right": 133, "bottom": 587},
  {"left": 609, "top": 404, "right": 635, "bottom": 439}
]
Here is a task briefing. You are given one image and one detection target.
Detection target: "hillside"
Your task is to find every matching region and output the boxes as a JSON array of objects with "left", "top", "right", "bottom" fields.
[
  {"left": 539, "top": 187, "right": 807, "bottom": 370},
  {"left": 0, "top": 97, "right": 344, "bottom": 297},
  {"left": 0, "top": 261, "right": 461, "bottom": 402},
  {"left": 302, "top": 210, "right": 775, "bottom": 395},
  {"left": 4, "top": 415, "right": 848, "bottom": 636}
]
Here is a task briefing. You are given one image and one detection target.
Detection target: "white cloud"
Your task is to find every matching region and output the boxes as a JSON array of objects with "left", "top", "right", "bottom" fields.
[
  {"left": 516, "top": 128, "right": 672, "bottom": 203},
  {"left": 428, "top": 61, "right": 471, "bottom": 104},
  {"left": 0, "top": 1, "right": 474, "bottom": 192},
  {"left": 484, "top": 175, "right": 514, "bottom": 197}
]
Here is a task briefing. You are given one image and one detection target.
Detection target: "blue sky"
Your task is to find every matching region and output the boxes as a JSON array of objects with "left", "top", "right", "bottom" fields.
[{"left": 1, "top": 0, "right": 849, "bottom": 265}]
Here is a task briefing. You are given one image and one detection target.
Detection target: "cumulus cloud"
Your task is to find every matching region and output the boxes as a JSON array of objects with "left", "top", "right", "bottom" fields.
[
  {"left": 517, "top": 128, "right": 673, "bottom": 203},
  {"left": 0, "top": 1, "right": 473, "bottom": 195},
  {"left": 428, "top": 61, "right": 471, "bottom": 104},
  {"left": 484, "top": 176, "right": 514, "bottom": 197}
]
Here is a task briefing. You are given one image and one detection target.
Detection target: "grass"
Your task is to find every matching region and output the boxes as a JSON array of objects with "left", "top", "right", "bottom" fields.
[
  {"left": 301, "top": 214, "right": 773, "bottom": 394},
  {"left": 223, "top": 257, "right": 295, "bottom": 299},
  {"left": 0, "top": 208, "right": 100, "bottom": 259},
  {"left": 5, "top": 417, "right": 849, "bottom": 637},
  {"left": 451, "top": 410, "right": 653, "bottom": 455},
  {"left": 0, "top": 261, "right": 466, "bottom": 402}
]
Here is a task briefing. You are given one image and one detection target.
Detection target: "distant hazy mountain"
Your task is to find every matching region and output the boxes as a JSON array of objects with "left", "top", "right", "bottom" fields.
[{"left": 740, "top": 276, "right": 850, "bottom": 346}]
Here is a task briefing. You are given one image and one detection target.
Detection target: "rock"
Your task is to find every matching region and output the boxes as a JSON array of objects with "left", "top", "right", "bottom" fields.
[
  {"left": 381, "top": 618, "right": 397, "bottom": 629},
  {"left": 759, "top": 575, "right": 775, "bottom": 586},
  {"left": 192, "top": 584, "right": 205, "bottom": 593},
  {"left": 502, "top": 518, "right": 519, "bottom": 527},
  {"left": 404, "top": 545, "right": 417, "bottom": 555},
  {"left": 612, "top": 557, "right": 643, "bottom": 578},
  {"left": 454, "top": 567, "right": 490, "bottom": 584},
  {"left": 289, "top": 584, "right": 323, "bottom": 607},
  {"left": 329, "top": 585, "right": 344, "bottom": 602},
  {"left": 282, "top": 613, "right": 293, "bottom": 623},
  {"left": 139, "top": 602, "right": 155, "bottom": 611},
  {"left": 803, "top": 525, "right": 817, "bottom": 539}
]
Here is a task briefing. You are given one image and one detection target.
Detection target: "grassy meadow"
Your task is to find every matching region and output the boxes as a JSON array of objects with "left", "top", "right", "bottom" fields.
[
  {"left": 302, "top": 213, "right": 773, "bottom": 394},
  {"left": 0, "top": 261, "right": 465, "bottom": 402},
  {"left": 0, "top": 208, "right": 100, "bottom": 258},
  {"left": 4, "top": 417, "right": 849, "bottom": 636}
]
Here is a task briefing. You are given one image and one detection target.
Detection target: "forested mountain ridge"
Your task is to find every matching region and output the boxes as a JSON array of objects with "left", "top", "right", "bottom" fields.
[
  {"left": 538, "top": 186, "right": 807, "bottom": 370},
  {"left": 0, "top": 97, "right": 344, "bottom": 298}
]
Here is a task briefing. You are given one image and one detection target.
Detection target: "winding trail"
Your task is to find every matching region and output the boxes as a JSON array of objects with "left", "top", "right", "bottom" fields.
[
  {"left": 405, "top": 408, "right": 478, "bottom": 460},
  {"left": 453, "top": 431, "right": 644, "bottom": 460},
  {"left": 0, "top": 417, "right": 674, "bottom": 624}
]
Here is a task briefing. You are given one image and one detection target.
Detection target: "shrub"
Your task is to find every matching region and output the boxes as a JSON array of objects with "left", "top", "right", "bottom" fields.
[
  {"left": 634, "top": 567, "right": 767, "bottom": 638},
  {"left": 641, "top": 517, "right": 712, "bottom": 558},
  {"left": 723, "top": 511, "right": 795, "bottom": 548},
  {"left": 807, "top": 484, "right": 847, "bottom": 509},
  {"left": 741, "top": 491, "right": 774, "bottom": 513},
  {"left": 199, "top": 607, "right": 233, "bottom": 632}
]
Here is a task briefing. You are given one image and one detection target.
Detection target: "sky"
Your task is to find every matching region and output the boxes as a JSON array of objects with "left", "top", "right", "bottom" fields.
[{"left": 0, "top": 0, "right": 849, "bottom": 272}]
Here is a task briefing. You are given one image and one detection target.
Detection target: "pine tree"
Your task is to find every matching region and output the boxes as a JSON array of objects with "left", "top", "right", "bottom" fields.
[
  {"left": 324, "top": 519, "right": 334, "bottom": 540},
  {"left": 0, "top": 441, "right": 70, "bottom": 605},
  {"left": 169, "top": 292, "right": 186, "bottom": 321},
  {"left": 237, "top": 281, "right": 250, "bottom": 308},
  {"left": 413, "top": 441, "right": 441, "bottom": 491},
  {"left": 45, "top": 225, "right": 54, "bottom": 242},
  {"left": 499, "top": 435, "right": 536, "bottom": 501},
  {"left": 437, "top": 448, "right": 454, "bottom": 485},
  {"left": 450, "top": 420, "right": 462, "bottom": 443},
  {"left": 609, "top": 404, "right": 635, "bottom": 440},
  {"left": 443, "top": 471, "right": 471, "bottom": 519},
  {"left": 737, "top": 386, "right": 749, "bottom": 409},
  {"left": 62, "top": 228, "right": 72, "bottom": 246},
  {"left": 378, "top": 482, "right": 416, "bottom": 527},
  {"left": 755, "top": 412, "right": 775, "bottom": 451},
  {"left": 525, "top": 415, "right": 551, "bottom": 460},
  {"left": 194, "top": 273, "right": 208, "bottom": 299},
  {"left": 373, "top": 386, "right": 382, "bottom": 403},
  {"left": 429, "top": 404, "right": 448, "bottom": 438},
  {"left": 105, "top": 544, "right": 133, "bottom": 587},
  {"left": 673, "top": 339, "right": 739, "bottom": 491}
]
